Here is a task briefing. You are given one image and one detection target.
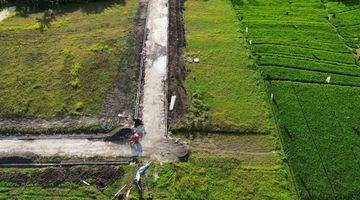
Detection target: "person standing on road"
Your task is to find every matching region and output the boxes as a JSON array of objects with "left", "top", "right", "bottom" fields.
[
  {"left": 129, "top": 129, "right": 142, "bottom": 163},
  {"left": 133, "top": 118, "right": 146, "bottom": 138}
]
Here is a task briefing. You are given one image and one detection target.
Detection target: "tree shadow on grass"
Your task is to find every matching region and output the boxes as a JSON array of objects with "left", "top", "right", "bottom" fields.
[
  {"left": 56, "top": 0, "right": 126, "bottom": 15},
  {"left": 326, "top": 0, "right": 360, "bottom": 6},
  {"left": 16, "top": 0, "right": 126, "bottom": 18}
]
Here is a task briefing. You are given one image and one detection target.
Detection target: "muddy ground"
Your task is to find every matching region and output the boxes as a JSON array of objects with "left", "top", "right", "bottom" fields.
[
  {"left": 167, "top": 0, "right": 188, "bottom": 128},
  {"left": 0, "top": 1, "right": 148, "bottom": 135},
  {"left": 0, "top": 166, "right": 125, "bottom": 189}
]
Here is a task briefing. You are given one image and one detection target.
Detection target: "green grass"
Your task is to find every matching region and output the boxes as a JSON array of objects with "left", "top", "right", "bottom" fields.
[
  {"left": 0, "top": 0, "right": 138, "bottom": 117},
  {"left": 183, "top": 0, "right": 275, "bottom": 133},
  {"left": 145, "top": 134, "right": 295, "bottom": 200},
  {"left": 232, "top": 0, "right": 360, "bottom": 199}
]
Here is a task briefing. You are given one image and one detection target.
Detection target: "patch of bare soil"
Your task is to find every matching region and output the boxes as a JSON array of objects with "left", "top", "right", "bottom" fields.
[
  {"left": 0, "top": 166, "right": 125, "bottom": 189},
  {"left": 356, "top": 48, "right": 360, "bottom": 60},
  {"left": 189, "top": 134, "right": 279, "bottom": 167},
  {"left": 34, "top": 168, "right": 66, "bottom": 187},
  {"left": 101, "top": 0, "right": 147, "bottom": 119},
  {"left": 7, "top": 172, "right": 28, "bottom": 184},
  {"left": 167, "top": 0, "right": 188, "bottom": 127}
]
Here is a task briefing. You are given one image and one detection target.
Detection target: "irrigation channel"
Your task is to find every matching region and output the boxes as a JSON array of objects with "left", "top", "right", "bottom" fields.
[{"left": 0, "top": 0, "right": 188, "bottom": 165}]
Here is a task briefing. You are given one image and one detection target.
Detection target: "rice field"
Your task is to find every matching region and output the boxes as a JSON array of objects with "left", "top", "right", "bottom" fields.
[{"left": 232, "top": 0, "right": 360, "bottom": 199}]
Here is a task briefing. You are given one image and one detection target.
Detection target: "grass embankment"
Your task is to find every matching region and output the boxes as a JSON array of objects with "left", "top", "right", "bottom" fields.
[
  {"left": 232, "top": 0, "right": 360, "bottom": 199},
  {"left": 145, "top": 134, "right": 295, "bottom": 199},
  {"left": 0, "top": 0, "right": 138, "bottom": 117},
  {"left": 183, "top": 0, "right": 273, "bottom": 133},
  {"left": 0, "top": 165, "right": 136, "bottom": 199}
]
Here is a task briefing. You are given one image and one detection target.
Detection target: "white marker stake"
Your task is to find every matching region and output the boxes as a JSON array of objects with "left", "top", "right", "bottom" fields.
[
  {"left": 325, "top": 76, "right": 331, "bottom": 83},
  {"left": 169, "top": 96, "right": 176, "bottom": 111}
]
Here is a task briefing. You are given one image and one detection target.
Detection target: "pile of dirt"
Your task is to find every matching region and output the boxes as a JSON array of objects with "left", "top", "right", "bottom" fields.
[
  {"left": 34, "top": 168, "right": 66, "bottom": 187},
  {"left": 7, "top": 171, "right": 28, "bottom": 184},
  {"left": 167, "top": 0, "right": 188, "bottom": 127},
  {"left": 0, "top": 166, "right": 125, "bottom": 189},
  {"left": 67, "top": 166, "right": 125, "bottom": 189}
]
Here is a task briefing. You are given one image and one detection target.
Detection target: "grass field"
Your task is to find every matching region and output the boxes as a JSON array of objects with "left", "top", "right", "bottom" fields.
[
  {"left": 0, "top": 165, "right": 136, "bottom": 199},
  {"left": 0, "top": 0, "right": 138, "bottom": 117},
  {"left": 158, "top": 0, "right": 296, "bottom": 199},
  {"left": 183, "top": 0, "right": 274, "bottom": 133},
  {"left": 145, "top": 134, "right": 296, "bottom": 200},
  {"left": 232, "top": 0, "right": 360, "bottom": 199}
]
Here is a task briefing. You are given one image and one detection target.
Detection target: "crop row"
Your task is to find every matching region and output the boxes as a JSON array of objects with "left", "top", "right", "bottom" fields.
[
  {"left": 260, "top": 66, "right": 360, "bottom": 87},
  {"left": 252, "top": 44, "right": 356, "bottom": 64},
  {"left": 250, "top": 38, "right": 349, "bottom": 53},
  {"left": 327, "top": 3, "right": 360, "bottom": 49},
  {"left": 257, "top": 55, "right": 360, "bottom": 77}
]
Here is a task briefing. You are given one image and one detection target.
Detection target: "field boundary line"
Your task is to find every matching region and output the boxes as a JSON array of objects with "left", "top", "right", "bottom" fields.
[
  {"left": 257, "top": 52, "right": 356, "bottom": 65},
  {"left": 259, "top": 64, "right": 360, "bottom": 78},
  {"left": 292, "top": 87, "right": 336, "bottom": 197},
  {"left": 252, "top": 42, "right": 352, "bottom": 54},
  {"left": 268, "top": 79, "right": 360, "bottom": 88}
]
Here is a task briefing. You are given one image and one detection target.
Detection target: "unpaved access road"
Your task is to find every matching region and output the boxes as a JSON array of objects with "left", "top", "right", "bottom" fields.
[{"left": 0, "top": 0, "right": 187, "bottom": 161}]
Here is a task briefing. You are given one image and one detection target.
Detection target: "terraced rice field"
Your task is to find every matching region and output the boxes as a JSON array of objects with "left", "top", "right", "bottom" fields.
[{"left": 232, "top": 0, "right": 360, "bottom": 199}]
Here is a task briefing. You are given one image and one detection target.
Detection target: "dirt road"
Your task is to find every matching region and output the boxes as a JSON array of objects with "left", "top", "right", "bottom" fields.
[{"left": 141, "top": 0, "right": 169, "bottom": 159}]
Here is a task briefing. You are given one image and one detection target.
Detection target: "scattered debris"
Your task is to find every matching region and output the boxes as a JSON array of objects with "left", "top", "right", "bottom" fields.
[
  {"left": 186, "top": 57, "right": 193, "bottom": 63},
  {"left": 126, "top": 187, "right": 132, "bottom": 199},
  {"left": 82, "top": 180, "right": 91, "bottom": 186},
  {"left": 134, "top": 162, "right": 151, "bottom": 184},
  {"left": 117, "top": 112, "right": 125, "bottom": 117},
  {"left": 186, "top": 57, "right": 200, "bottom": 63},
  {"left": 169, "top": 95, "right": 177, "bottom": 111},
  {"left": 325, "top": 76, "right": 331, "bottom": 83},
  {"left": 113, "top": 184, "right": 127, "bottom": 199},
  {"left": 153, "top": 172, "right": 159, "bottom": 181}
]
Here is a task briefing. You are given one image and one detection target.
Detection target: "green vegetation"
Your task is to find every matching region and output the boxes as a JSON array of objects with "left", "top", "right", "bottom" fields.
[
  {"left": 0, "top": 0, "right": 138, "bottom": 117},
  {"left": 159, "top": 0, "right": 296, "bottom": 199},
  {"left": 0, "top": 165, "right": 136, "bottom": 199},
  {"left": 232, "top": 0, "right": 360, "bottom": 199},
  {"left": 146, "top": 134, "right": 295, "bottom": 200},
  {"left": 183, "top": 0, "right": 274, "bottom": 133}
]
